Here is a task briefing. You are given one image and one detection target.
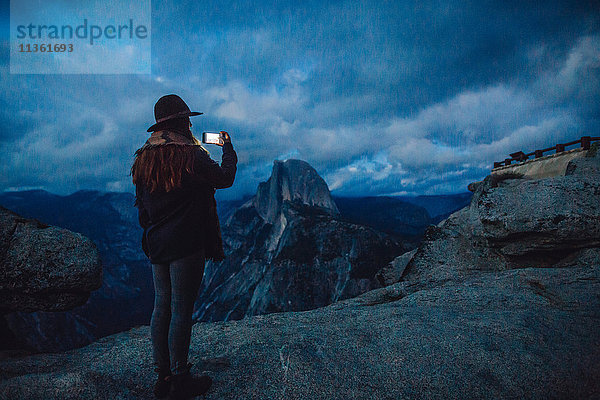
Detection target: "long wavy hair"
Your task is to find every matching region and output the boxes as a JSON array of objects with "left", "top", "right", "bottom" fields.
[{"left": 130, "top": 118, "right": 209, "bottom": 194}]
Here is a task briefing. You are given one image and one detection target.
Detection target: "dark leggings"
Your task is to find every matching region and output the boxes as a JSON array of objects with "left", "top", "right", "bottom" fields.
[{"left": 151, "top": 248, "right": 205, "bottom": 375}]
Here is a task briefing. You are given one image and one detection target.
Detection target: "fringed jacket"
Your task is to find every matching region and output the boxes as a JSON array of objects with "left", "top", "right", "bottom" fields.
[{"left": 134, "top": 141, "right": 237, "bottom": 264}]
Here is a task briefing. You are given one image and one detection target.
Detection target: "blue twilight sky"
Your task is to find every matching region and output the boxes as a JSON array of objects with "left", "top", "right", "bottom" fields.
[{"left": 0, "top": 1, "right": 598, "bottom": 200}]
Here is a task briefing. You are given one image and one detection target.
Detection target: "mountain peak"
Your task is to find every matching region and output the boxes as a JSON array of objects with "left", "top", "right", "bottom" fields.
[{"left": 253, "top": 159, "right": 339, "bottom": 223}]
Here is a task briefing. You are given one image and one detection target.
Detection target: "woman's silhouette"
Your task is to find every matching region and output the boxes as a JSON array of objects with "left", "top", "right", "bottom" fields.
[{"left": 130, "top": 94, "right": 237, "bottom": 399}]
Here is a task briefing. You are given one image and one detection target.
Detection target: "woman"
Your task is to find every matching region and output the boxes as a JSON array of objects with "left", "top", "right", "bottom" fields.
[{"left": 130, "top": 94, "right": 237, "bottom": 399}]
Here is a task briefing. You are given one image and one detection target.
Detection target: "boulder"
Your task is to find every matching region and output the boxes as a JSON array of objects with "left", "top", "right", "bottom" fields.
[
  {"left": 0, "top": 206, "right": 102, "bottom": 313},
  {"left": 399, "top": 148, "right": 600, "bottom": 288},
  {"left": 374, "top": 248, "right": 417, "bottom": 286}
]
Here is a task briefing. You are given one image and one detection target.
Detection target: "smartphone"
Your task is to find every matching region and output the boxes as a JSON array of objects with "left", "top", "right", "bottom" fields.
[{"left": 202, "top": 132, "right": 223, "bottom": 145}]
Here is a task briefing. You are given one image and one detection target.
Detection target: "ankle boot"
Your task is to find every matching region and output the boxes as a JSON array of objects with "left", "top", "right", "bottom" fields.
[
  {"left": 153, "top": 366, "right": 172, "bottom": 399},
  {"left": 167, "top": 362, "right": 212, "bottom": 399}
]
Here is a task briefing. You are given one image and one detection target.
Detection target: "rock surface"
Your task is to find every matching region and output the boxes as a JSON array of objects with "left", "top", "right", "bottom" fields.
[
  {"left": 0, "top": 261, "right": 598, "bottom": 399},
  {"left": 0, "top": 206, "right": 102, "bottom": 313},
  {"left": 194, "top": 159, "right": 406, "bottom": 322}
]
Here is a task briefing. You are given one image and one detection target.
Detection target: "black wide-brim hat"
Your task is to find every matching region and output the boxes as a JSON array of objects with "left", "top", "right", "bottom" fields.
[{"left": 147, "top": 94, "right": 203, "bottom": 132}]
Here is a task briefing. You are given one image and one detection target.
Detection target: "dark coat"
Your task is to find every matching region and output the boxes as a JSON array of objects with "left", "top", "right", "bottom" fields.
[{"left": 134, "top": 142, "right": 237, "bottom": 264}]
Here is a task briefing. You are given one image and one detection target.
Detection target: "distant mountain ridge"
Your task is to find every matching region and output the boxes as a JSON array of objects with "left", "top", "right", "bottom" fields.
[
  {"left": 396, "top": 192, "right": 473, "bottom": 221},
  {"left": 332, "top": 192, "right": 472, "bottom": 239},
  {"left": 333, "top": 196, "right": 431, "bottom": 240}
]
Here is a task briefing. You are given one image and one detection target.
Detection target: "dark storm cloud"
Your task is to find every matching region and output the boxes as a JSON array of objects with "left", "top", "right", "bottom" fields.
[{"left": 0, "top": 0, "right": 598, "bottom": 197}]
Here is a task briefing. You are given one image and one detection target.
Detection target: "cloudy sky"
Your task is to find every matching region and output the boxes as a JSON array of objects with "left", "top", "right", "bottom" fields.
[{"left": 0, "top": 0, "right": 598, "bottom": 199}]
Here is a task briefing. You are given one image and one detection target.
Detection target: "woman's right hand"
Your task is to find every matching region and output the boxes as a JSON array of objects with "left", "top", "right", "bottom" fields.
[{"left": 219, "top": 131, "right": 231, "bottom": 146}]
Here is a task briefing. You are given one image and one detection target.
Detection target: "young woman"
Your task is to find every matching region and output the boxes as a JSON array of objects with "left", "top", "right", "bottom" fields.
[{"left": 130, "top": 94, "right": 237, "bottom": 399}]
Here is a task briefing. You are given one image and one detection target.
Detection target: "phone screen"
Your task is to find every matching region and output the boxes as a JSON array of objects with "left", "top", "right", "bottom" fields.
[{"left": 202, "top": 132, "right": 223, "bottom": 145}]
